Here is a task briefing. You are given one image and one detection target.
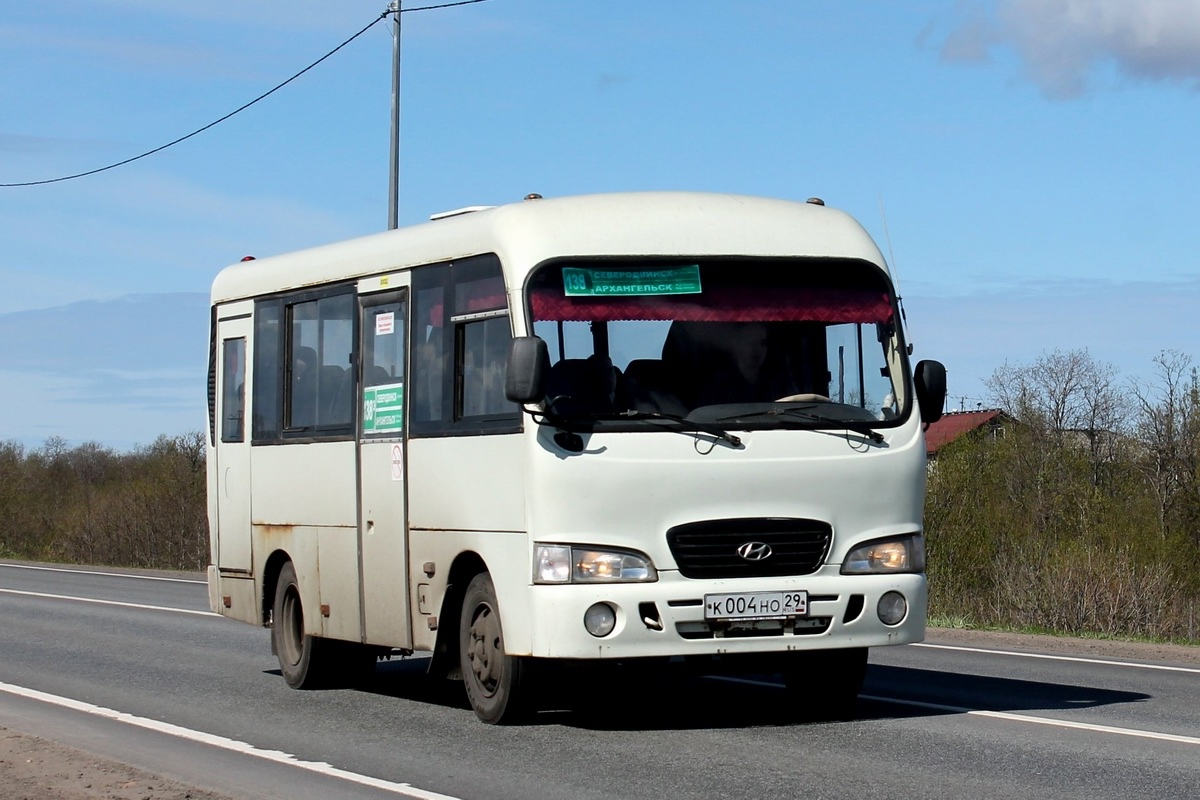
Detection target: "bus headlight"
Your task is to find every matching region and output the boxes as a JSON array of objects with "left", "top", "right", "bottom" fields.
[
  {"left": 840, "top": 535, "right": 925, "bottom": 574},
  {"left": 534, "top": 544, "right": 658, "bottom": 584}
]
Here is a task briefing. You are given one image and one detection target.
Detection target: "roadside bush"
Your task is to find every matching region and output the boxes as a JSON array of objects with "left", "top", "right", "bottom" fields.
[
  {"left": 926, "top": 350, "right": 1200, "bottom": 643},
  {"left": 0, "top": 432, "right": 207, "bottom": 571}
]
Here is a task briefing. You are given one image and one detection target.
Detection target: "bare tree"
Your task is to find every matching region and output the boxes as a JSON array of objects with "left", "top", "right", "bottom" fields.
[
  {"left": 1131, "top": 350, "right": 1200, "bottom": 540},
  {"left": 987, "top": 349, "right": 1128, "bottom": 486},
  {"left": 928, "top": 350, "right": 1198, "bottom": 640}
]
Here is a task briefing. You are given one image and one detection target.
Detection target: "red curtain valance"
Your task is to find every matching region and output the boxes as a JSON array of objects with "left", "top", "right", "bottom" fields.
[{"left": 530, "top": 286, "right": 893, "bottom": 324}]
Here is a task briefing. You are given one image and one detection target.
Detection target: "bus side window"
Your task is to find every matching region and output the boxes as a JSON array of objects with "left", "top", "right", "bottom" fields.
[
  {"left": 410, "top": 254, "right": 518, "bottom": 435},
  {"left": 412, "top": 284, "right": 445, "bottom": 424},
  {"left": 286, "top": 293, "right": 354, "bottom": 432},
  {"left": 460, "top": 315, "right": 512, "bottom": 417},
  {"left": 454, "top": 265, "right": 514, "bottom": 421},
  {"left": 252, "top": 301, "right": 282, "bottom": 440},
  {"left": 221, "top": 338, "right": 246, "bottom": 442}
]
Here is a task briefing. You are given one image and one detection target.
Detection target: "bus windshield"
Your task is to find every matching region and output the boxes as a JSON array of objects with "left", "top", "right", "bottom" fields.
[{"left": 527, "top": 258, "right": 910, "bottom": 428}]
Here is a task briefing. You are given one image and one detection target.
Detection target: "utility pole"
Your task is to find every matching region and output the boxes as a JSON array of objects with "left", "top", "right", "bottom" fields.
[{"left": 387, "top": 1, "right": 402, "bottom": 230}]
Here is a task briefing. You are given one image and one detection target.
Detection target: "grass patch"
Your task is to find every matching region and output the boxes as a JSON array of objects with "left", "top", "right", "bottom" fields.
[{"left": 928, "top": 616, "right": 1200, "bottom": 648}]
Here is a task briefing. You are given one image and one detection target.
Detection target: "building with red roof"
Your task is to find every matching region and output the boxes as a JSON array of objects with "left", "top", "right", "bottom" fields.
[{"left": 924, "top": 409, "right": 1011, "bottom": 458}]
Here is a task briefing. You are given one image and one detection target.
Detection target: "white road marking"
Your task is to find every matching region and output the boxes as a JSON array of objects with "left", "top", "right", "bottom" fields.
[
  {"left": 711, "top": 677, "right": 1200, "bottom": 747},
  {"left": 859, "top": 694, "right": 1200, "bottom": 747},
  {"left": 0, "top": 562, "right": 205, "bottom": 584},
  {"left": 0, "top": 588, "right": 219, "bottom": 617},
  {"left": 0, "top": 680, "right": 463, "bottom": 800},
  {"left": 914, "top": 642, "right": 1200, "bottom": 674}
]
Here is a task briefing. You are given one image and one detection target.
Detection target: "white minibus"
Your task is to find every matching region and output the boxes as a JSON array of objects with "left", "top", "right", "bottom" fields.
[{"left": 206, "top": 191, "right": 946, "bottom": 723}]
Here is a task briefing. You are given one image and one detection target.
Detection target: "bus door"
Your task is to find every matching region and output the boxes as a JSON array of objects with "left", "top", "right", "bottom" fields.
[
  {"left": 214, "top": 309, "right": 252, "bottom": 572},
  {"left": 356, "top": 282, "right": 412, "bottom": 648}
]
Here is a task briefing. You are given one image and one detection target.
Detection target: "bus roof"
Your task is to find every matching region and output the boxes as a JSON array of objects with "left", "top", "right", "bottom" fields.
[{"left": 210, "top": 191, "right": 890, "bottom": 305}]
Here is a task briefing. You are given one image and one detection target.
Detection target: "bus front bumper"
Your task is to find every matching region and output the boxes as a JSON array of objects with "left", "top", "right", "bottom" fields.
[{"left": 522, "top": 570, "right": 927, "bottom": 660}]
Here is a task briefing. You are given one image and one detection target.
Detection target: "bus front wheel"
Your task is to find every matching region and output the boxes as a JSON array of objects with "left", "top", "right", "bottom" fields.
[{"left": 459, "top": 572, "right": 531, "bottom": 724}]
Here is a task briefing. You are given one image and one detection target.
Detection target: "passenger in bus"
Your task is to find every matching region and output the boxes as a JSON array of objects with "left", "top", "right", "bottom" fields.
[
  {"left": 412, "top": 340, "right": 443, "bottom": 422},
  {"left": 621, "top": 359, "right": 688, "bottom": 416},
  {"left": 464, "top": 321, "right": 513, "bottom": 416},
  {"left": 545, "top": 355, "right": 618, "bottom": 415},
  {"left": 319, "top": 364, "right": 346, "bottom": 424},
  {"left": 661, "top": 321, "right": 776, "bottom": 408},
  {"left": 726, "top": 322, "right": 771, "bottom": 396},
  {"left": 292, "top": 345, "right": 318, "bottom": 427}
]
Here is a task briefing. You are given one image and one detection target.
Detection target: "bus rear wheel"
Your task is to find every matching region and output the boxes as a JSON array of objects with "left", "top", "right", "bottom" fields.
[
  {"left": 459, "top": 572, "right": 531, "bottom": 724},
  {"left": 272, "top": 561, "right": 334, "bottom": 689}
]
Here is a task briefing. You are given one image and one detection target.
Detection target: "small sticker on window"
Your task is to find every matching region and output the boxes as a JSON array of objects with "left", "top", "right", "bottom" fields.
[
  {"left": 562, "top": 266, "right": 702, "bottom": 297},
  {"left": 375, "top": 311, "right": 395, "bottom": 336}
]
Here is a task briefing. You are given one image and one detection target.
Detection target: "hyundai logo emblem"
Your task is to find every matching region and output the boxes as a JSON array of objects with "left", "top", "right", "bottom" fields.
[{"left": 736, "top": 541, "right": 773, "bottom": 561}]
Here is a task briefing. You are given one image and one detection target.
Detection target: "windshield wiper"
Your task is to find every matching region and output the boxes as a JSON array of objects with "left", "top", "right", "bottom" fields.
[
  {"left": 537, "top": 407, "right": 742, "bottom": 447},
  {"left": 615, "top": 409, "right": 742, "bottom": 447},
  {"left": 717, "top": 407, "right": 884, "bottom": 444}
]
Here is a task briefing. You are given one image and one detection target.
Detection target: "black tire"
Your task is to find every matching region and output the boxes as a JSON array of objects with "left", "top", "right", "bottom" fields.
[
  {"left": 781, "top": 647, "right": 868, "bottom": 721},
  {"left": 459, "top": 572, "right": 532, "bottom": 724},
  {"left": 272, "top": 561, "right": 334, "bottom": 689}
]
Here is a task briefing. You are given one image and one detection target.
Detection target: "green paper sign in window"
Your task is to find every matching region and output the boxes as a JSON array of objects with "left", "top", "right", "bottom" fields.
[
  {"left": 562, "top": 265, "right": 702, "bottom": 297},
  {"left": 363, "top": 383, "right": 404, "bottom": 434}
]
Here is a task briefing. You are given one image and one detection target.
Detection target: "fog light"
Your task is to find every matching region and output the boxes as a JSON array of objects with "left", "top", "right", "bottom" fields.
[
  {"left": 877, "top": 591, "right": 907, "bottom": 626},
  {"left": 584, "top": 602, "right": 617, "bottom": 637}
]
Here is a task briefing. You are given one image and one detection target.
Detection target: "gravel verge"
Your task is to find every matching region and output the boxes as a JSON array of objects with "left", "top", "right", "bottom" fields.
[{"left": 0, "top": 727, "right": 234, "bottom": 800}]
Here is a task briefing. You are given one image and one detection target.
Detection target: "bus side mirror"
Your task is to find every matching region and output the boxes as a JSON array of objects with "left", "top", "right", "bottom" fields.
[
  {"left": 505, "top": 336, "right": 550, "bottom": 403},
  {"left": 914, "top": 360, "right": 946, "bottom": 424}
]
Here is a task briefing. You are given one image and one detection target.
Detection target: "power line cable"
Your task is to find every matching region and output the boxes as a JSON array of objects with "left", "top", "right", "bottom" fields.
[{"left": 1, "top": 0, "right": 490, "bottom": 188}]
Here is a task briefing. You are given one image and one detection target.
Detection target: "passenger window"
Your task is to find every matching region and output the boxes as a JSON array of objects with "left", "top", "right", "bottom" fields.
[
  {"left": 220, "top": 338, "right": 246, "bottom": 442},
  {"left": 410, "top": 254, "right": 519, "bottom": 436},
  {"left": 287, "top": 293, "right": 354, "bottom": 431},
  {"left": 461, "top": 315, "right": 512, "bottom": 417},
  {"left": 412, "top": 284, "right": 446, "bottom": 425},
  {"left": 251, "top": 288, "right": 356, "bottom": 443},
  {"left": 252, "top": 302, "right": 282, "bottom": 440}
]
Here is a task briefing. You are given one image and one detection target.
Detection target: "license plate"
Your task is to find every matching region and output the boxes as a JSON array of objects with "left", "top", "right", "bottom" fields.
[{"left": 704, "top": 591, "right": 807, "bottom": 620}]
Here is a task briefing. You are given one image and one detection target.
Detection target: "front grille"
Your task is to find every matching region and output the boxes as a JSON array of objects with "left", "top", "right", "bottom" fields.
[
  {"left": 675, "top": 617, "right": 832, "bottom": 640},
  {"left": 666, "top": 518, "right": 832, "bottom": 579}
]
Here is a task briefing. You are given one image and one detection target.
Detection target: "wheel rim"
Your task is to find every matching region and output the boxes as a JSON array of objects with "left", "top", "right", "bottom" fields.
[
  {"left": 280, "top": 585, "right": 304, "bottom": 667},
  {"left": 466, "top": 601, "right": 502, "bottom": 696}
]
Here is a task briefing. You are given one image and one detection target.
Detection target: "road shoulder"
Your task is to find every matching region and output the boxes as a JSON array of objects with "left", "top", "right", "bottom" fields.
[
  {"left": 0, "top": 727, "right": 234, "bottom": 800},
  {"left": 926, "top": 626, "right": 1200, "bottom": 667}
]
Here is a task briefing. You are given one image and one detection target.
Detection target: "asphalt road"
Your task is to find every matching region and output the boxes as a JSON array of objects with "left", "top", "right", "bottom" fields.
[{"left": 1, "top": 561, "right": 1198, "bottom": 800}]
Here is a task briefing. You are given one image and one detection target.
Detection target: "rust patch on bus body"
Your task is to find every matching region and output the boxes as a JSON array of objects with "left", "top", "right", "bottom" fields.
[{"left": 255, "top": 523, "right": 295, "bottom": 536}]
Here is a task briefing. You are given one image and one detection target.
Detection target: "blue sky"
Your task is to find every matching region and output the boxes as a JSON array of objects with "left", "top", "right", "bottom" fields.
[{"left": 1, "top": 0, "right": 1198, "bottom": 448}]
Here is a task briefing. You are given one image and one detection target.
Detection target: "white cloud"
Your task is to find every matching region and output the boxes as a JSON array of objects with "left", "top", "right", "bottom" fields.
[
  {"left": 0, "top": 268, "right": 122, "bottom": 315},
  {"left": 941, "top": 0, "right": 1200, "bottom": 98},
  {"left": 0, "top": 369, "right": 200, "bottom": 451},
  {"left": 0, "top": 294, "right": 208, "bottom": 449},
  {"left": 0, "top": 168, "right": 362, "bottom": 313}
]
